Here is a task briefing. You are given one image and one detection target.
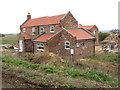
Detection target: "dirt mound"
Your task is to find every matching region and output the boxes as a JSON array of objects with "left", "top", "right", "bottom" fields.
[
  {"left": 32, "top": 53, "right": 67, "bottom": 67},
  {"left": 103, "top": 34, "right": 120, "bottom": 44}
]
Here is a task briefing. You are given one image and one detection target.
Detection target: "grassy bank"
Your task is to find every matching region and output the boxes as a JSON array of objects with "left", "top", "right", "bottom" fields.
[
  {"left": 88, "top": 53, "right": 118, "bottom": 63},
  {"left": 1, "top": 56, "right": 118, "bottom": 88}
]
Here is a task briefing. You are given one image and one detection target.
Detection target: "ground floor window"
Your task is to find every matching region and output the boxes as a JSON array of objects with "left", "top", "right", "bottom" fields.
[
  {"left": 76, "top": 42, "right": 80, "bottom": 47},
  {"left": 65, "top": 41, "right": 70, "bottom": 49},
  {"left": 37, "top": 43, "right": 44, "bottom": 50}
]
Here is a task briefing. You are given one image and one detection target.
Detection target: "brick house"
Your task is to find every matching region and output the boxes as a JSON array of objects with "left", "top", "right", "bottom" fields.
[
  {"left": 78, "top": 24, "right": 99, "bottom": 45},
  {"left": 18, "top": 11, "right": 98, "bottom": 60}
]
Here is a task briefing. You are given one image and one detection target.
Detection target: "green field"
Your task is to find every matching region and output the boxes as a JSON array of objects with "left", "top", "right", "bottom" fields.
[{"left": 0, "top": 34, "right": 18, "bottom": 44}]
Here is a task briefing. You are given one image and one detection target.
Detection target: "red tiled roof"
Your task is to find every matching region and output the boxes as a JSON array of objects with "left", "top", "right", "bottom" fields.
[
  {"left": 78, "top": 24, "right": 94, "bottom": 30},
  {"left": 23, "top": 33, "right": 31, "bottom": 39},
  {"left": 21, "top": 14, "right": 65, "bottom": 28},
  {"left": 67, "top": 29, "right": 95, "bottom": 40},
  {"left": 33, "top": 33, "right": 55, "bottom": 42}
]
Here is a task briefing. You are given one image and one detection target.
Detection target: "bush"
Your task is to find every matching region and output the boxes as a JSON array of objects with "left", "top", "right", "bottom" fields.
[{"left": 99, "top": 32, "right": 110, "bottom": 41}]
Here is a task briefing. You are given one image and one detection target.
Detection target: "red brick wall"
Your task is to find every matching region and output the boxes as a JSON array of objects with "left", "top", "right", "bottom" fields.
[
  {"left": 33, "top": 28, "right": 95, "bottom": 60},
  {"left": 18, "top": 33, "right": 33, "bottom": 52},
  {"left": 18, "top": 33, "right": 25, "bottom": 52},
  {"left": 47, "top": 29, "right": 76, "bottom": 60},
  {"left": 33, "top": 43, "right": 48, "bottom": 54},
  {"left": 21, "top": 28, "right": 32, "bottom": 35},
  {"left": 89, "top": 25, "right": 99, "bottom": 45},
  {"left": 21, "top": 24, "right": 60, "bottom": 35},
  {"left": 73, "top": 40, "right": 95, "bottom": 60},
  {"left": 25, "top": 39, "right": 33, "bottom": 52},
  {"left": 47, "top": 29, "right": 95, "bottom": 60},
  {"left": 60, "top": 11, "right": 78, "bottom": 28}
]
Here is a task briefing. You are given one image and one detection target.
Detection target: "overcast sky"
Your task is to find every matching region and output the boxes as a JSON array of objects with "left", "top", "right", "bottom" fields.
[{"left": 0, "top": 0, "right": 119, "bottom": 34}]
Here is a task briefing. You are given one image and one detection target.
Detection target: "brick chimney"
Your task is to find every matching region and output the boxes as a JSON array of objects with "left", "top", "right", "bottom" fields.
[{"left": 27, "top": 12, "right": 31, "bottom": 19}]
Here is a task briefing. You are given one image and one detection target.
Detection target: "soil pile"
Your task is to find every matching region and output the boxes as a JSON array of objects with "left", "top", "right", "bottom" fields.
[{"left": 103, "top": 34, "right": 120, "bottom": 44}]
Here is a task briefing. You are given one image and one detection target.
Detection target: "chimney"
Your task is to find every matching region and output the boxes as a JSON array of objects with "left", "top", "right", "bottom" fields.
[{"left": 27, "top": 12, "right": 31, "bottom": 19}]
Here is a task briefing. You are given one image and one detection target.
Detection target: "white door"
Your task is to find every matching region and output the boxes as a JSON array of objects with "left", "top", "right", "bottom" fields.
[{"left": 19, "top": 40, "right": 23, "bottom": 52}]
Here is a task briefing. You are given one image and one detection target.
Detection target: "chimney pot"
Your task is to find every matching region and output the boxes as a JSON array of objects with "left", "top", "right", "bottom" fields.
[{"left": 27, "top": 12, "right": 31, "bottom": 19}]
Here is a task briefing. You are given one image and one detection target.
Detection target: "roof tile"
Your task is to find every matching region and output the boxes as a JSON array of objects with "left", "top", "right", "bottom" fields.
[
  {"left": 33, "top": 33, "right": 55, "bottom": 42},
  {"left": 23, "top": 33, "right": 31, "bottom": 39},
  {"left": 78, "top": 24, "right": 94, "bottom": 30},
  {"left": 67, "top": 29, "right": 95, "bottom": 40},
  {"left": 22, "top": 14, "right": 65, "bottom": 28}
]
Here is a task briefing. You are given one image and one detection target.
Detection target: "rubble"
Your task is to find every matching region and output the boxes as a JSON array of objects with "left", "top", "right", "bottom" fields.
[{"left": 103, "top": 34, "right": 119, "bottom": 44}]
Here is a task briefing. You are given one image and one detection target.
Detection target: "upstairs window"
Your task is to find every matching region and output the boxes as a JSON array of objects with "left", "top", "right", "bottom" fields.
[
  {"left": 32, "top": 27, "right": 35, "bottom": 35},
  {"left": 37, "top": 43, "right": 44, "bottom": 50},
  {"left": 40, "top": 27, "right": 44, "bottom": 33},
  {"left": 65, "top": 41, "right": 70, "bottom": 49},
  {"left": 50, "top": 26, "right": 54, "bottom": 32},
  {"left": 23, "top": 28, "right": 26, "bottom": 33},
  {"left": 93, "top": 30, "right": 96, "bottom": 35}
]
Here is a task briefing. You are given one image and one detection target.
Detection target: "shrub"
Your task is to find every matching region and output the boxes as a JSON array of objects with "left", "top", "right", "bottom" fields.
[{"left": 99, "top": 32, "right": 110, "bottom": 41}]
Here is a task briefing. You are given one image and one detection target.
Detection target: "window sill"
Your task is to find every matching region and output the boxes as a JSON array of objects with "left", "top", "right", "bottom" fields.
[
  {"left": 65, "top": 48, "right": 70, "bottom": 50},
  {"left": 37, "top": 49, "right": 44, "bottom": 51},
  {"left": 50, "top": 31, "right": 54, "bottom": 33}
]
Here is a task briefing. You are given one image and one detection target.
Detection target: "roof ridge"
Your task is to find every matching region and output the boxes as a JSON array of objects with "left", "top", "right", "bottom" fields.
[
  {"left": 33, "top": 32, "right": 46, "bottom": 41},
  {"left": 80, "top": 28, "right": 95, "bottom": 38},
  {"left": 82, "top": 25, "right": 94, "bottom": 27},
  {"left": 31, "top": 14, "right": 65, "bottom": 20}
]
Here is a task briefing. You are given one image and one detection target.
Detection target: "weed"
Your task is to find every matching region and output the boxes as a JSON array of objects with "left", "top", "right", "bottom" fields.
[
  {"left": 11, "top": 51, "right": 15, "bottom": 53},
  {"left": 2, "top": 56, "right": 118, "bottom": 87},
  {"left": 88, "top": 53, "right": 118, "bottom": 63},
  {"left": 28, "top": 58, "right": 32, "bottom": 61},
  {"left": 62, "top": 84, "right": 77, "bottom": 89}
]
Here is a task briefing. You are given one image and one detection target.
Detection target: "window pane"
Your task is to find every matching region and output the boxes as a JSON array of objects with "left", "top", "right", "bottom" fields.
[
  {"left": 32, "top": 27, "right": 35, "bottom": 34},
  {"left": 37, "top": 43, "right": 44, "bottom": 50},
  {"left": 66, "top": 42, "right": 69, "bottom": 45},
  {"left": 50, "top": 26, "right": 54, "bottom": 32},
  {"left": 65, "top": 41, "right": 70, "bottom": 49},
  {"left": 66, "top": 46, "right": 70, "bottom": 48},
  {"left": 23, "top": 28, "right": 26, "bottom": 33}
]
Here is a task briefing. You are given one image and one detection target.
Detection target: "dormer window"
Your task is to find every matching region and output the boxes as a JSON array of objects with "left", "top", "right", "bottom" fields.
[
  {"left": 32, "top": 27, "right": 35, "bottom": 35},
  {"left": 40, "top": 27, "right": 44, "bottom": 33},
  {"left": 65, "top": 41, "right": 70, "bottom": 49},
  {"left": 23, "top": 28, "right": 26, "bottom": 33},
  {"left": 50, "top": 26, "right": 54, "bottom": 32}
]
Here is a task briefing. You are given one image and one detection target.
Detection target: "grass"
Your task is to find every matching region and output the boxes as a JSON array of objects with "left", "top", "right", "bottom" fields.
[
  {"left": 0, "top": 34, "right": 18, "bottom": 44},
  {"left": 88, "top": 53, "right": 118, "bottom": 63},
  {"left": 1, "top": 56, "right": 118, "bottom": 87}
]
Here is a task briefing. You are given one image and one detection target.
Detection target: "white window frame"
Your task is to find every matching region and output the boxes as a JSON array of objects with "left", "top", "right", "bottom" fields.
[
  {"left": 37, "top": 43, "right": 44, "bottom": 51},
  {"left": 50, "top": 26, "right": 54, "bottom": 32},
  {"left": 65, "top": 41, "right": 70, "bottom": 49},
  {"left": 76, "top": 42, "right": 79, "bottom": 47},
  {"left": 40, "top": 27, "right": 44, "bottom": 33},
  {"left": 32, "top": 27, "right": 35, "bottom": 35},
  {"left": 23, "top": 28, "right": 26, "bottom": 33},
  {"left": 93, "top": 30, "right": 96, "bottom": 35}
]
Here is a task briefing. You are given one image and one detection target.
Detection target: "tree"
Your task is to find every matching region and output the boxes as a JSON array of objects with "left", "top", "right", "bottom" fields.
[
  {"left": 110, "top": 29, "right": 120, "bottom": 34},
  {"left": 99, "top": 32, "right": 110, "bottom": 42}
]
